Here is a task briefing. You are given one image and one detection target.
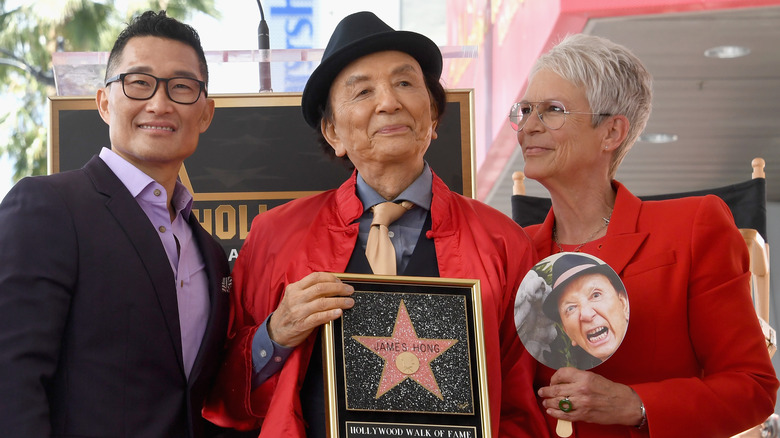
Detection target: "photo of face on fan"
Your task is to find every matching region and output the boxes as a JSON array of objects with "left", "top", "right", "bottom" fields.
[{"left": 515, "top": 252, "right": 628, "bottom": 371}]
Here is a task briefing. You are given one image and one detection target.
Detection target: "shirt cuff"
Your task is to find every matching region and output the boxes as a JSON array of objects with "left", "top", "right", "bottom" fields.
[{"left": 251, "top": 315, "right": 294, "bottom": 388}]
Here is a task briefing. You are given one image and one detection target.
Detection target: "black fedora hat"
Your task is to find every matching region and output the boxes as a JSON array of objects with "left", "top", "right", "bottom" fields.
[
  {"left": 301, "top": 11, "right": 443, "bottom": 129},
  {"left": 542, "top": 253, "right": 624, "bottom": 322}
]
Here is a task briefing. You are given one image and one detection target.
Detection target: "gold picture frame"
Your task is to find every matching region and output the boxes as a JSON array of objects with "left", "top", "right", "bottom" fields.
[{"left": 324, "top": 273, "right": 491, "bottom": 438}]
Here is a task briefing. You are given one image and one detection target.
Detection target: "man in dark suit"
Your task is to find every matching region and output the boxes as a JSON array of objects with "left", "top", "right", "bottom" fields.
[{"left": 0, "top": 11, "right": 231, "bottom": 438}]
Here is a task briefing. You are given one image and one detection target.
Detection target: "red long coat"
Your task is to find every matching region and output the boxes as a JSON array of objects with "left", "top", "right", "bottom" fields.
[
  {"left": 204, "top": 170, "right": 548, "bottom": 437},
  {"left": 524, "top": 181, "right": 778, "bottom": 438}
]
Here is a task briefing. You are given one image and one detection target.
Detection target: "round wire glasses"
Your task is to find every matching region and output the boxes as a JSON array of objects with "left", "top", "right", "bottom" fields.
[{"left": 508, "top": 100, "right": 610, "bottom": 131}]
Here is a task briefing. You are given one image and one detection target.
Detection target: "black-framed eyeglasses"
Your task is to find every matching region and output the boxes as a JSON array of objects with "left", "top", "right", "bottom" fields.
[
  {"left": 508, "top": 100, "right": 611, "bottom": 131},
  {"left": 105, "top": 72, "right": 207, "bottom": 105}
]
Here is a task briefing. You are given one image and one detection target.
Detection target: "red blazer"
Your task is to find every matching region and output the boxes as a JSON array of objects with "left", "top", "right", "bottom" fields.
[
  {"left": 524, "top": 181, "right": 778, "bottom": 438},
  {"left": 204, "top": 170, "right": 547, "bottom": 437}
]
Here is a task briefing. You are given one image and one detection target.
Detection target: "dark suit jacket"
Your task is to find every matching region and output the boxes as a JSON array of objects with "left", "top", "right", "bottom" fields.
[{"left": 0, "top": 156, "right": 231, "bottom": 438}]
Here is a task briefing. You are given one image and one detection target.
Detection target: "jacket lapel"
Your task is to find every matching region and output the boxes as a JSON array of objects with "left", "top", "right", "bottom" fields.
[
  {"left": 83, "top": 156, "right": 185, "bottom": 374},
  {"left": 599, "top": 182, "right": 648, "bottom": 275},
  {"left": 309, "top": 171, "right": 362, "bottom": 273},
  {"left": 530, "top": 181, "right": 648, "bottom": 276},
  {"left": 186, "top": 215, "right": 229, "bottom": 384}
]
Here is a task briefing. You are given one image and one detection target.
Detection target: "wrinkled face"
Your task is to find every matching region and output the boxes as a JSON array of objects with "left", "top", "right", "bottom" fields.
[
  {"left": 557, "top": 272, "right": 629, "bottom": 361},
  {"left": 322, "top": 50, "right": 437, "bottom": 174},
  {"left": 96, "top": 36, "right": 214, "bottom": 177},
  {"left": 517, "top": 69, "right": 606, "bottom": 183}
]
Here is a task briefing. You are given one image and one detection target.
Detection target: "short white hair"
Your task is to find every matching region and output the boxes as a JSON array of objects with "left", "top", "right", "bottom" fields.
[{"left": 531, "top": 33, "right": 653, "bottom": 179}]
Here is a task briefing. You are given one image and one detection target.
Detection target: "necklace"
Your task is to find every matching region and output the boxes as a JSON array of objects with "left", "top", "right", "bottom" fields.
[{"left": 553, "top": 210, "right": 613, "bottom": 253}]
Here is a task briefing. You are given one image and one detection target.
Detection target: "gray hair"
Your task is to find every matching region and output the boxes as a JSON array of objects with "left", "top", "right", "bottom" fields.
[{"left": 530, "top": 33, "right": 653, "bottom": 179}]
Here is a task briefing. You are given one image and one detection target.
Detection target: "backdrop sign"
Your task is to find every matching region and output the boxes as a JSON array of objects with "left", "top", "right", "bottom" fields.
[{"left": 49, "top": 91, "right": 474, "bottom": 265}]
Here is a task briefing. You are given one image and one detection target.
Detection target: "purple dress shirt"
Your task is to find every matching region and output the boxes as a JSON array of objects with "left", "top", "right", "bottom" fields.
[{"left": 99, "top": 148, "right": 209, "bottom": 378}]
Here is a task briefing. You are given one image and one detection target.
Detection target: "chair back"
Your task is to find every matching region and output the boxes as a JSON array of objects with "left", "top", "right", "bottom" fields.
[{"left": 512, "top": 158, "right": 767, "bottom": 242}]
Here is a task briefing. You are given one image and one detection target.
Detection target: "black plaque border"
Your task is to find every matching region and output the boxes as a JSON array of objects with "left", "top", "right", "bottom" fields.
[{"left": 324, "top": 274, "right": 491, "bottom": 438}]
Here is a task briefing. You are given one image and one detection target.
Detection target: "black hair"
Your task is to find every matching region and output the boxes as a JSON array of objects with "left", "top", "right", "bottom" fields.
[{"left": 105, "top": 10, "right": 208, "bottom": 84}]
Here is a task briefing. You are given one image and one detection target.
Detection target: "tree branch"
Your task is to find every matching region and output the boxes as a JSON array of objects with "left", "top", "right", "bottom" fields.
[{"left": 0, "top": 48, "right": 55, "bottom": 87}]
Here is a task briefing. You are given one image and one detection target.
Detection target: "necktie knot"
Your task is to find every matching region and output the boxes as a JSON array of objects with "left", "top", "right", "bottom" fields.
[{"left": 370, "top": 201, "right": 412, "bottom": 227}]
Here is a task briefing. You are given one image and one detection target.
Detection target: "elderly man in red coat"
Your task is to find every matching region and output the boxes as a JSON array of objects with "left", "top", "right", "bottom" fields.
[{"left": 204, "top": 11, "right": 546, "bottom": 438}]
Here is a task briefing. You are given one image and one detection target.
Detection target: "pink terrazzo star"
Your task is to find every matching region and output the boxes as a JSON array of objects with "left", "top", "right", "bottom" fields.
[{"left": 352, "top": 300, "right": 458, "bottom": 400}]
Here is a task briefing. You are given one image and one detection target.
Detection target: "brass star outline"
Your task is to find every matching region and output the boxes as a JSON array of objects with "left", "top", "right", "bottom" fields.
[{"left": 352, "top": 300, "right": 458, "bottom": 400}]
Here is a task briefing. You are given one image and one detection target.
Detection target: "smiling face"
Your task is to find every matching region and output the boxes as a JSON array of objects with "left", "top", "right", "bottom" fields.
[
  {"left": 557, "top": 272, "right": 629, "bottom": 361},
  {"left": 96, "top": 36, "right": 215, "bottom": 180},
  {"left": 322, "top": 50, "right": 437, "bottom": 178},
  {"left": 517, "top": 69, "right": 610, "bottom": 185}
]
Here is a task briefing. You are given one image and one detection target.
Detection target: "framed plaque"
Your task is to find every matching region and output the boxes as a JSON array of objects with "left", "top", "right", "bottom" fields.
[{"left": 324, "top": 274, "right": 491, "bottom": 438}]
